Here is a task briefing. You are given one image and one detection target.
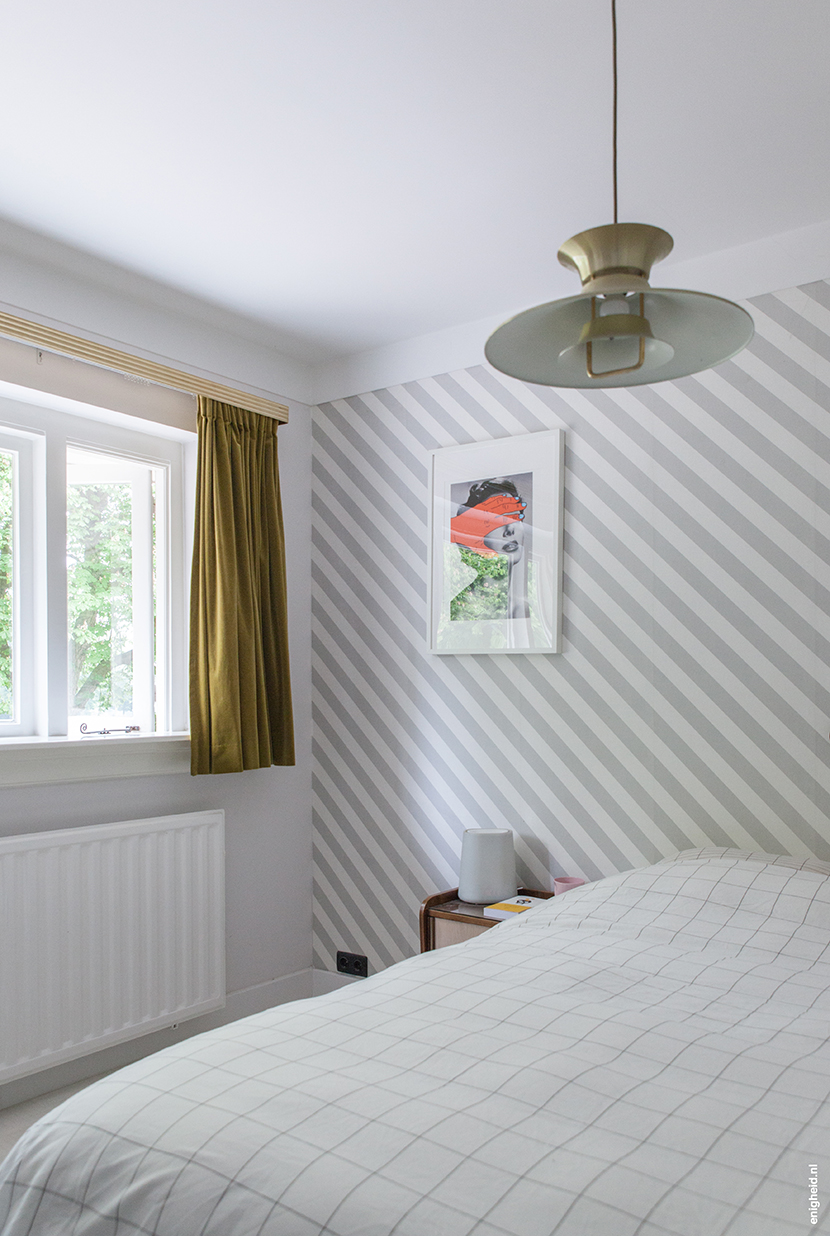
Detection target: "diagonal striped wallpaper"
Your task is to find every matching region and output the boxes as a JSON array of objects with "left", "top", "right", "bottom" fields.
[{"left": 311, "top": 278, "right": 830, "bottom": 974}]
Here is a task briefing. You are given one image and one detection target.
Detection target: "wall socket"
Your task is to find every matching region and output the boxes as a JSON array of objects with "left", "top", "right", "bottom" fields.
[{"left": 336, "top": 950, "right": 368, "bottom": 978}]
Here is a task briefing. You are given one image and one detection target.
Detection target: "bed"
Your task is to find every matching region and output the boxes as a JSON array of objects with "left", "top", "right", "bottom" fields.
[{"left": 1, "top": 847, "right": 828, "bottom": 1235}]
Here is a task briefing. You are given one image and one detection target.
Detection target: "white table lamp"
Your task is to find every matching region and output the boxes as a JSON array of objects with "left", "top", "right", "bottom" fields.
[{"left": 458, "top": 828, "right": 517, "bottom": 904}]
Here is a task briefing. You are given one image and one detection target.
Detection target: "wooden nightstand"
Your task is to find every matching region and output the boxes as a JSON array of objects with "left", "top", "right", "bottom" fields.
[{"left": 420, "top": 887, "right": 553, "bottom": 952}]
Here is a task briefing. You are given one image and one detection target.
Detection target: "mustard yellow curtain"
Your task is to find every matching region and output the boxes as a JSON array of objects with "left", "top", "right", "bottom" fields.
[{"left": 189, "top": 398, "right": 294, "bottom": 774}]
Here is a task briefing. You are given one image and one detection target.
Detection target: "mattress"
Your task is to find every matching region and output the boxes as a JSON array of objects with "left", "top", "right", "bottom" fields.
[{"left": 1, "top": 847, "right": 829, "bottom": 1235}]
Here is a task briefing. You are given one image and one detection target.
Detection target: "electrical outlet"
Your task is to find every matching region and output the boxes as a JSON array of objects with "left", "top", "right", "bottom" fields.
[{"left": 336, "top": 950, "right": 368, "bottom": 978}]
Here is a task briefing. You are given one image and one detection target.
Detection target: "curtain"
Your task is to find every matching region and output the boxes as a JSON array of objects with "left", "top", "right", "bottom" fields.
[{"left": 189, "top": 397, "right": 294, "bottom": 774}]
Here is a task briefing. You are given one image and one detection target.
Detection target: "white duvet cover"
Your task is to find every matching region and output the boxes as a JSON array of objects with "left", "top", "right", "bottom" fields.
[{"left": 1, "top": 848, "right": 829, "bottom": 1235}]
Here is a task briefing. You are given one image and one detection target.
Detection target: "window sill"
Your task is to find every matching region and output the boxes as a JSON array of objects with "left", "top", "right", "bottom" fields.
[{"left": 0, "top": 733, "right": 191, "bottom": 787}]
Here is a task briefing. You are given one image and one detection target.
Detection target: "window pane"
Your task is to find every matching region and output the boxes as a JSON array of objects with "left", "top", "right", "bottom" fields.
[
  {"left": 66, "top": 448, "right": 162, "bottom": 736},
  {"left": 0, "top": 450, "right": 14, "bottom": 720}
]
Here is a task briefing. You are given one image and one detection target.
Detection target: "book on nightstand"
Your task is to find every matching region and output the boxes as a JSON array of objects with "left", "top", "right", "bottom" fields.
[{"left": 483, "top": 895, "right": 548, "bottom": 920}]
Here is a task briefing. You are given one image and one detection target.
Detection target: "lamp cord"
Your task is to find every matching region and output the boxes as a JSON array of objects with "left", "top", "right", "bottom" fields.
[{"left": 612, "top": 0, "right": 618, "bottom": 224}]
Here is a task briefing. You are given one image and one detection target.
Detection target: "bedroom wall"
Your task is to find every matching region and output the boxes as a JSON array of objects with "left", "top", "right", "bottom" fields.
[
  {"left": 0, "top": 215, "right": 313, "bottom": 403},
  {"left": 0, "top": 233, "right": 315, "bottom": 1108},
  {"left": 311, "top": 277, "right": 830, "bottom": 974},
  {"left": 0, "top": 401, "right": 313, "bottom": 1109}
]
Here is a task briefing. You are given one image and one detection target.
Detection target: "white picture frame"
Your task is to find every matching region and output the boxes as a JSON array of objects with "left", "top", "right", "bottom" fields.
[{"left": 428, "top": 429, "right": 564, "bottom": 654}]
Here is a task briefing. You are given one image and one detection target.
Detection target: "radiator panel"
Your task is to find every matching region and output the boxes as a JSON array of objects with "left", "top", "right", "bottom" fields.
[{"left": 0, "top": 810, "right": 225, "bottom": 1083}]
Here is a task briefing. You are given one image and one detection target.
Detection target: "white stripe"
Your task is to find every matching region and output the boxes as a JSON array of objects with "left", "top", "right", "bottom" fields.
[
  {"left": 632, "top": 379, "right": 830, "bottom": 554},
  {"left": 312, "top": 477, "right": 425, "bottom": 622},
  {"left": 311, "top": 873, "right": 396, "bottom": 971},
  {"left": 748, "top": 303, "right": 830, "bottom": 392},
  {"left": 313, "top": 420, "right": 427, "bottom": 551},
  {"left": 571, "top": 561, "right": 822, "bottom": 855},
  {"left": 569, "top": 416, "right": 830, "bottom": 654},
  {"left": 318, "top": 396, "right": 430, "bottom": 492},
  {"left": 313, "top": 688, "right": 458, "bottom": 888},
  {"left": 313, "top": 556, "right": 648, "bottom": 873},
  {"left": 384, "top": 380, "right": 487, "bottom": 447},
  {"left": 312, "top": 821, "right": 413, "bottom": 949},
  {"left": 313, "top": 625, "right": 470, "bottom": 873},
  {"left": 771, "top": 285, "right": 830, "bottom": 341},
  {"left": 417, "top": 375, "right": 520, "bottom": 443},
  {"left": 568, "top": 456, "right": 823, "bottom": 714},
  {"left": 449, "top": 369, "right": 556, "bottom": 436}
]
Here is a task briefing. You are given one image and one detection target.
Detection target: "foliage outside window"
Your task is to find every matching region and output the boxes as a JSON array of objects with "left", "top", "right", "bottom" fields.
[
  {"left": 0, "top": 451, "right": 13, "bottom": 720},
  {"left": 0, "top": 399, "right": 189, "bottom": 741},
  {"left": 67, "top": 474, "right": 133, "bottom": 717}
]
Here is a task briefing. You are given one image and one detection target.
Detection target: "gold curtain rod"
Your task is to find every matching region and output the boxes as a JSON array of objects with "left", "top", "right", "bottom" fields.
[{"left": 0, "top": 309, "right": 289, "bottom": 423}]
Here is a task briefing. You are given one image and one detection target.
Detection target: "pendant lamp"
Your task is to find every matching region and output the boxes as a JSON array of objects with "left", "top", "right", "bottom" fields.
[{"left": 485, "top": 2, "right": 753, "bottom": 389}]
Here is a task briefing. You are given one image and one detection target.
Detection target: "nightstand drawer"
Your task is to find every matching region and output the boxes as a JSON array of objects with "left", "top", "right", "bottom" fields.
[
  {"left": 420, "top": 887, "right": 553, "bottom": 951},
  {"left": 433, "top": 917, "right": 494, "bottom": 949}
]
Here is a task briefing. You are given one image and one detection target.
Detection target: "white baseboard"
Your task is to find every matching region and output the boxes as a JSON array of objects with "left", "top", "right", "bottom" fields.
[
  {"left": 312, "top": 968, "right": 363, "bottom": 996},
  {"left": 0, "top": 967, "right": 315, "bottom": 1112}
]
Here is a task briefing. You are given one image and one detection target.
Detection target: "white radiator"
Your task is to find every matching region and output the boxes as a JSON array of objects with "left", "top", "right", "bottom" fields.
[{"left": 0, "top": 810, "right": 225, "bottom": 1084}]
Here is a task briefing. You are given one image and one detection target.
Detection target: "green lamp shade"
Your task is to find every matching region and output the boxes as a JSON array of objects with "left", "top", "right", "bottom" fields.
[{"left": 485, "top": 288, "right": 754, "bottom": 388}]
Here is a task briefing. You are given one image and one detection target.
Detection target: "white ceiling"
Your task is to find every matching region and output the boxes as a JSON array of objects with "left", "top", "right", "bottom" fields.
[{"left": 0, "top": 0, "right": 829, "bottom": 369}]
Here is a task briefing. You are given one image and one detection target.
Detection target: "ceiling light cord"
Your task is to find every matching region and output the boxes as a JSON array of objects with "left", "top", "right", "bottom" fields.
[{"left": 612, "top": 0, "right": 618, "bottom": 225}]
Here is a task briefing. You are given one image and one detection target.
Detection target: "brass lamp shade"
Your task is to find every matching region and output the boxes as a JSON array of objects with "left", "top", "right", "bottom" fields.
[
  {"left": 558, "top": 222, "right": 673, "bottom": 293},
  {"left": 485, "top": 223, "right": 754, "bottom": 388}
]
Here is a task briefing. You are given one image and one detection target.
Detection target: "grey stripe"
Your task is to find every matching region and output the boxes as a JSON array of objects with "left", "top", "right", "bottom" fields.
[
  {"left": 313, "top": 624, "right": 471, "bottom": 869},
  {"left": 311, "top": 907, "right": 342, "bottom": 972},
  {"left": 316, "top": 399, "right": 428, "bottom": 505},
  {"left": 312, "top": 424, "right": 426, "bottom": 549},
  {"left": 312, "top": 509, "right": 425, "bottom": 623},
  {"left": 312, "top": 794, "right": 414, "bottom": 961},
  {"left": 313, "top": 583, "right": 538, "bottom": 844},
  {"left": 673, "top": 371, "right": 830, "bottom": 534},
  {"left": 736, "top": 334, "right": 830, "bottom": 447},
  {"left": 313, "top": 570, "right": 625, "bottom": 879},
  {"left": 313, "top": 681, "right": 459, "bottom": 880},
  {"left": 567, "top": 465, "right": 830, "bottom": 718},
  {"left": 565, "top": 410, "right": 830, "bottom": 702},
  {"left": 637, "top": 384, "right": 830, "bottom": 606},
  {"left": 313, "top": 842, "right": 397, "bottom": 966},
  {"left": 800, "top": 278, "right": 830, "bottom": 317},
  {"left": 311, "top": 275, "right": 830, "bottom": 968},
  {"left": 568, "top": 573, "right": 828, "bottom": 860},
  {"left": 430, "top": 372, "right": 529, "bottom": 439},
  {"left": 751, "top": 291, "right": 830, "bottom": 366},
  {"left": 327, "top": 393, "right": 431, "bottom": 488},
  {"left": 398, "top": 377, "right": 484, "bottom": 443},
  {"left": 370, "top": 386, "right": 467, "bottom": 450},
  {"left": 462, "top": 367, "right": 551, "bottom": 434}
]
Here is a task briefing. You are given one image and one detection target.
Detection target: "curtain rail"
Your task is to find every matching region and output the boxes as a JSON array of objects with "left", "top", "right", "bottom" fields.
[{"left": 0, "top": 309, "right": 289, "bottom": 423}]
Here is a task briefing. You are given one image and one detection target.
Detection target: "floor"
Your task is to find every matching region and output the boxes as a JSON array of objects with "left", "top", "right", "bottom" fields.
[{"left": 0, "top": 1073, "right": 110, "bottom": 1162}]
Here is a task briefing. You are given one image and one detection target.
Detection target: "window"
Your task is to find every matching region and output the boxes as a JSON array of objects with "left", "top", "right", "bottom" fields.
[
  {"left": 0, "top": 449, "right": 10, "bottom": 721},
  {"left": 66, "top": 448, "right": 166, "bottom": 737},
  {"left": 0, "top": 445, "right": 16, "bottom": 720},
  {"left": 0, "top": 388, "right": 192, "bottom": 743}
]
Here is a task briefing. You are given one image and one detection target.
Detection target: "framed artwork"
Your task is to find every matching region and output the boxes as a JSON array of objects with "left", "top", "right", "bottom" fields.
[{"left": 428, "top": 429, "right": 564, "bottom": 654}]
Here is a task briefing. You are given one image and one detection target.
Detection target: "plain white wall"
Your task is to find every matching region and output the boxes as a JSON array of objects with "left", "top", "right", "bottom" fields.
[
  {"left": 0, "top": 230, "right": 314, "bottom": 1109},
  {"left": 0, "top": 216, "right": 314, "bottom": 403}
]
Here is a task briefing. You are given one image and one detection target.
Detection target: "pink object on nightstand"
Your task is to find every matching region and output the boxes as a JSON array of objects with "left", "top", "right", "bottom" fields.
[{"left": 553, "top": 877, "right": 586, "bottom": 896}]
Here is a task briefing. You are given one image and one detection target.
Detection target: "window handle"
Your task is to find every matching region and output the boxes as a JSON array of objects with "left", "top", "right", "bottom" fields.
[{"left": 79, "top": 724, "right": 140, "bottom": 737}]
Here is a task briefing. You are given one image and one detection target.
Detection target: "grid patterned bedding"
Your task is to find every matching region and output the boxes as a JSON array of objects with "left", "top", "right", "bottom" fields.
[{"left": 1, "top": 848, "right": 828, "bottom": 1235}]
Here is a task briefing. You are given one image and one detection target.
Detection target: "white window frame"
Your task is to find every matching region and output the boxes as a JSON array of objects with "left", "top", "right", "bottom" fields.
[
  {"left": 0, "top": 385, "right": 195, "bottom": 784},
  {"left": 0, "top": 425, "right": 40, "bottom": 738}
]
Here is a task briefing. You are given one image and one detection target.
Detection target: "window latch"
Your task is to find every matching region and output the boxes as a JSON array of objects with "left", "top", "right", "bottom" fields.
[{"left": 79, "top": 724, "right": 141, "bottom": 737}]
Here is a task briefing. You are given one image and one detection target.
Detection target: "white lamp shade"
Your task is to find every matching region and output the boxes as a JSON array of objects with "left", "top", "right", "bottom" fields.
[
  {"left": 458, "top": 828, "right": 517, "bottom": 904},
  {"left": 485, "top": 288, "right": 754, "bottom": 388}
]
